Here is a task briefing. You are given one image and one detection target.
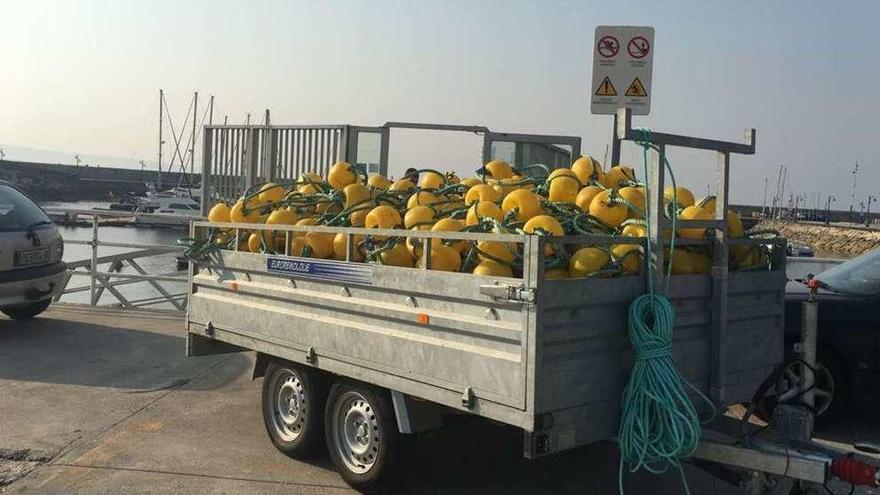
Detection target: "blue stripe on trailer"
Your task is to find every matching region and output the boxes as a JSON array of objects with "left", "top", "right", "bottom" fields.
[{"left": 266, "top": 257, "right": 372, "bottom": 285}]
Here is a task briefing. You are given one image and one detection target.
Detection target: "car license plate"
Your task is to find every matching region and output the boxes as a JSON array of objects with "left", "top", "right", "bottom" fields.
[{"left": 14, "top": 247, "right": 50, "bottom": 267}]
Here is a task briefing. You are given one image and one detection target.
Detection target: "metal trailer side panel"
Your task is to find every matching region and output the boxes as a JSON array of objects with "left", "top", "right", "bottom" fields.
[
  {"left": 525, "top": 270, "right": 786, "bottom": 456},
  {"left": 187, "top": 250, "right": 536, "bottom": 429}
]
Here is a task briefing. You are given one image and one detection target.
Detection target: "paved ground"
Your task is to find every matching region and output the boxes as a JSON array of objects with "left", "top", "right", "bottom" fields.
[{"left": 1, "top": 305, "right": 876, "bottom": 494}]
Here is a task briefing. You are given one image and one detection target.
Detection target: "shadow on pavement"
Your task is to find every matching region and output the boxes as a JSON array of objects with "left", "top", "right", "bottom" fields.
[
  {"left": 395, "top": 417, "right": 731, "bottom": 495},
  {"left": 0, "top": 310, "right": 250, "bottom": 391}
]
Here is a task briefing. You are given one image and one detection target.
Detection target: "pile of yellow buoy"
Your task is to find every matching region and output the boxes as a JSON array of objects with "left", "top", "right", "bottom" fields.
[{"left": 205, "top": 157, "right": 766, "bottom": 279}]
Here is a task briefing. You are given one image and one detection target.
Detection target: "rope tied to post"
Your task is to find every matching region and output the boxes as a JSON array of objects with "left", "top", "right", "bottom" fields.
[{"left": 617, "top": 128, "right": 716, "bottom": 495}]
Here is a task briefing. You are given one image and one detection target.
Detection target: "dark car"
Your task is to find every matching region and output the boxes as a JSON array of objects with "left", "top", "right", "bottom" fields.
[{"left": 783, "top": 248, "right": 880, "bottom": 417}]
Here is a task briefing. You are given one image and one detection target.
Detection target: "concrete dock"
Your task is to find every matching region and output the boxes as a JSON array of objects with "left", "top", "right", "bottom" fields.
[{"left": 1, "top": 305, "right": 874, "bottom": 494}]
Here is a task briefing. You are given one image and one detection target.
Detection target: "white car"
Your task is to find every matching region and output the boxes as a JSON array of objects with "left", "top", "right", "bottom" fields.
[{"left": 0, "top": 181, "right": 66, "bottom": 319}]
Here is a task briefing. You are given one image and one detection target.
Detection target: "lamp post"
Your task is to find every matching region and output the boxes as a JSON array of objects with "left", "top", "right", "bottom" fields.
[
  {"left": 825, "top": 195, "right": 835, "bottom": 225},
  {"left": 867, "top": 196, "right": 877, "bottom": 228}
]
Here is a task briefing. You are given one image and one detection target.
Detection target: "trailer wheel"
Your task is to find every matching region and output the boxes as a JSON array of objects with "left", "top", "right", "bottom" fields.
[
  {"left": 325, "top": 381, "right": 405, "bottom": 493},
  {"left": 261, "top": 360, "right": 327, "bottom": 458}
]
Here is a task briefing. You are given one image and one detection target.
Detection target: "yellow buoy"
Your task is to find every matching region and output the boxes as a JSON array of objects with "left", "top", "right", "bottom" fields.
[
  {"left": 617, "top": 186, "right": 645, "bottom": 219},
  {"left": 208, "top": 202, "right": 232, "bottom": 223},
  {"left": 466, "top": 201, "right": 503, "bottom": 226},
  {"left": 502, "top": 189, "right": 542, "bottom": 222},
  {"left": 404, "top": 206, "right": 435, "bottom": 229},
  {"left": 333, "top": 233, "right": 364, "bottom": 261},
  {"left": 473, "top": 260, "right": 513, "bottom": 277},
  {"left": 484, "top": 160, "right": 514, "bottom": 180},
  {"left": 229, "top": 199, "right": 262, "bottom": 224},
  {"left": 589, "top": 190, "right": 628, "bottom": 228},
  {"left": 668, "top": 249, "right": 695, "bottom": 274},
  {"left": 571, "top": 156, "right": 604, "bottom": 185},
  {"left": 365, "top": 205, "right": 403, "bottom": 229},
  {"left": 431, "top": 217, "right": 466, "bottom": 252},
  {"left": 664, "top": 186, "right": 696, "bottom": 208},
  {"left": 611, "top": 244, "right": 642, "bottom": 274},
  {"left": 476, "top": 240, "right": 516, "bottom": 264},
  {"left": 523, "top": 215, "right": 564, "bottom": 256},
  {"left": 678, "top": 204, "right": 713, "bottom": 239},
  {"left": 406, "top": 191, "right": 442, "bottom": 209},
  {"left": 379, "top": 242, "right": 414, "bottom": 267},
  {"left": 388, "top": 178, "right": 416, "bottom": 192},
  {"left": 247, "top": 232, "right": 262, "bottom": 253},
  {"left": 602, "top": 165, "right": 635, "bottom": 189},
  {"left": 464, "top": 184, "right": 501, "bottom": 205},
  {"left": 575, "top": 186, "right": 603, "bottom": 214},
  {"left": 263, "top": 208, "right": 298, "bottom": 248},
  {"left": 328, "top": 161, "right": 356, "bottom": 190},
  {"left": 547, "top": 174, "right": 580, "bottom": 204},
  {"left": 367, "top": 174, "right": 392, "bottom": 190},
  {"left": 569, "top": 247, "right": 610, "bottom": 278},
  {"left": 419, "top": 171, "right": 446, "bottom": 190},
  {"left": 257, "top": 183, "right": 285, "bottom": 204},
  {"left": 417, "top": 244, "right": 461, "bottom": 272}
]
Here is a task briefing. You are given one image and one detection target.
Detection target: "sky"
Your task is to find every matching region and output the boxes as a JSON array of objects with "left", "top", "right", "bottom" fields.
[{"left": 1, "top": 0, "right": 878, "bottom": 207}]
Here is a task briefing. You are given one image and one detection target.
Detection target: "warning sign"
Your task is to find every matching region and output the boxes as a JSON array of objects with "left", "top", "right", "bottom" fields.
[
  {"left": 596, "top": 35, "right": 619, "bottom": 58},
  {"left": 627, "top": 36, "right": 650, "bottom": 59},
  {"left": 595, "top": 77, "right": 617, "bottom": 96},
  {"left": 590, "top": 26, "right": 654, "bottom": 115},
  {"left": 625, "top": 77, "right": 648, "bottom": 97}
]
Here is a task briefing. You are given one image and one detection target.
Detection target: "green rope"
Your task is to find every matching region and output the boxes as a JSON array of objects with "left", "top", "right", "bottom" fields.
[{"left": 618, "top": 129, "right": 715, "bottom": 495}]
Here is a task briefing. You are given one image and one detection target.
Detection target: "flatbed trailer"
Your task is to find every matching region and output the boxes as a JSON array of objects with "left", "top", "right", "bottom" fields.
[{"left": 186, "top": 110, "right": 878, "bottom": 493}]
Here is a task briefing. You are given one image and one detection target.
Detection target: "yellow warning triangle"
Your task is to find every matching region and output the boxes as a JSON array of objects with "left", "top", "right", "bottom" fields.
[
  {"left": 625, "top": 77, "right": 648, "bottom": 97},
  {"left": 595, "top": 77, "right": 617, "bottom": 97}
]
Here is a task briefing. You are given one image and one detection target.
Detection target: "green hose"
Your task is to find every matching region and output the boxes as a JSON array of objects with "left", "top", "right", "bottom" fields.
[{"left": 617, "top": 129, "right": 715, "bottom": 494}]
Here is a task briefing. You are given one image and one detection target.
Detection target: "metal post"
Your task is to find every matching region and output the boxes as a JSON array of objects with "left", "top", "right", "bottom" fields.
[
  {"left": 710, "top": 150, "right": 731, "bottom": 404},
  {"left": 90, "top": 215, "right": 99, "bottom": 305},
  {"left": 158, "top": 89, "right": 164, "bottom": 190},
  {"left": 208, "top": 95, "right": 214, "bottom": 125},
  {"left": 825, "top": 196, "right": 834, "bottom": 225},
  {"left": 762, "top": 177, "right": 768, "bottom": 217},
  {"left": 800, "top": 281, "right": 819, "bottom": 432},
  {"left": 610, "top": 113, "right": 621, "bottom": 166},
  {"left": 191, "top": 91, "right": 198, "bottom": 184},
  {"left": 647, "top": 144, "right": 665, "bottom": 293},
  {"left": 201, "top": 127, "right": 213, "bottom": 216}
]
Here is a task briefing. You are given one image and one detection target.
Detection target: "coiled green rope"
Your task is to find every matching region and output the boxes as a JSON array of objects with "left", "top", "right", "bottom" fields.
[{"left": 617, "top": 129, "right": 715, "bottom": 494}]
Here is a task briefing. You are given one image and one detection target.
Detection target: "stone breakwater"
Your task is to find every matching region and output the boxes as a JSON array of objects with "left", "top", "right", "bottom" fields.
[{"left": 755, "top": 220, "right": 880, "bottom": 256}]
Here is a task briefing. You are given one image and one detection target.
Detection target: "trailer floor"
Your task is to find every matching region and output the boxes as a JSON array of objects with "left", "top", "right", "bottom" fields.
[{"left": 0, "top": 305, "right": 874, "bottom": 494}]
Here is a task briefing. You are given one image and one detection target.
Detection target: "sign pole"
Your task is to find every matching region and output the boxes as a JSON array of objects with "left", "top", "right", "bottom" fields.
[{"left": 611, "top": 113, "right": 621, "bottom": 166}]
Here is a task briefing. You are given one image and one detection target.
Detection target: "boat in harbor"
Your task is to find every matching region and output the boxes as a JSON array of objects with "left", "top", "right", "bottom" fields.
[{"left": 133, "top": 196, "right": 201, "bottom": 227}]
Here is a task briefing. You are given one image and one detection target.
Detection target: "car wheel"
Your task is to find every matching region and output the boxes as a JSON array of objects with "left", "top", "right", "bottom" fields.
[
  {"left": 2, "top": 300, "right": 51, "bottom": 320},
  {"left": 815, "top": 350, "right": 848, "bottom": 422},
  {"left": 324, "top": 381, "right": 409, "bottom": 494},
  {"left": 261, "top": 360, "right": 328, "bottom": 458}
]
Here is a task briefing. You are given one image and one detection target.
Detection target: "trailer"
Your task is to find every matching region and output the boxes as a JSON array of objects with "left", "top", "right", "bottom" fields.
[{"left": 186, "top": 110, "right": 879, "bottom": 493}]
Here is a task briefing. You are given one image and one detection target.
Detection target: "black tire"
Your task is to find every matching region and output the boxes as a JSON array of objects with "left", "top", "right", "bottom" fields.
[
  {"left": 261, "top": 360, "right": 328, "bottom": 458},
  {"left": 2, "top": 300, "right": 51, "bottom": 320},
  {"left": 324, "top": 381, "right": 407, "bottom": 494}
]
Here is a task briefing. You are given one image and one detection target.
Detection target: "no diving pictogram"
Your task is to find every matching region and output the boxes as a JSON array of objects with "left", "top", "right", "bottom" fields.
[
  {"left": 597, "top": 35, "right": 619, "bottom": 58},
  {"left": 628, "top": 36, "right": 650, "bottom": 59}
]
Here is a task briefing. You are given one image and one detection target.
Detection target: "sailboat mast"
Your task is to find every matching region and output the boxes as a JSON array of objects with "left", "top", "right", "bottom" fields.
[{"left": 158, "top": 89, "right": 163, "bottom": 190}]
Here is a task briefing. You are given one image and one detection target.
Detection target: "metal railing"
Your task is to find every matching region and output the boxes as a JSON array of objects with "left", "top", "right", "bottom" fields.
[{"left": 47, "top": 209, "right": 191, "bottom": 311}]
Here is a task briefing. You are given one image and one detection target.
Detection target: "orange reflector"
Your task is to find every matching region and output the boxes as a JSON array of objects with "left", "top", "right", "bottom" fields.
[
  {"left": 228, "top": 281, "right": 239, "bottom": 291},
  {"left": 417, "top": 313, "right": 430, "bottom": 325}
]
